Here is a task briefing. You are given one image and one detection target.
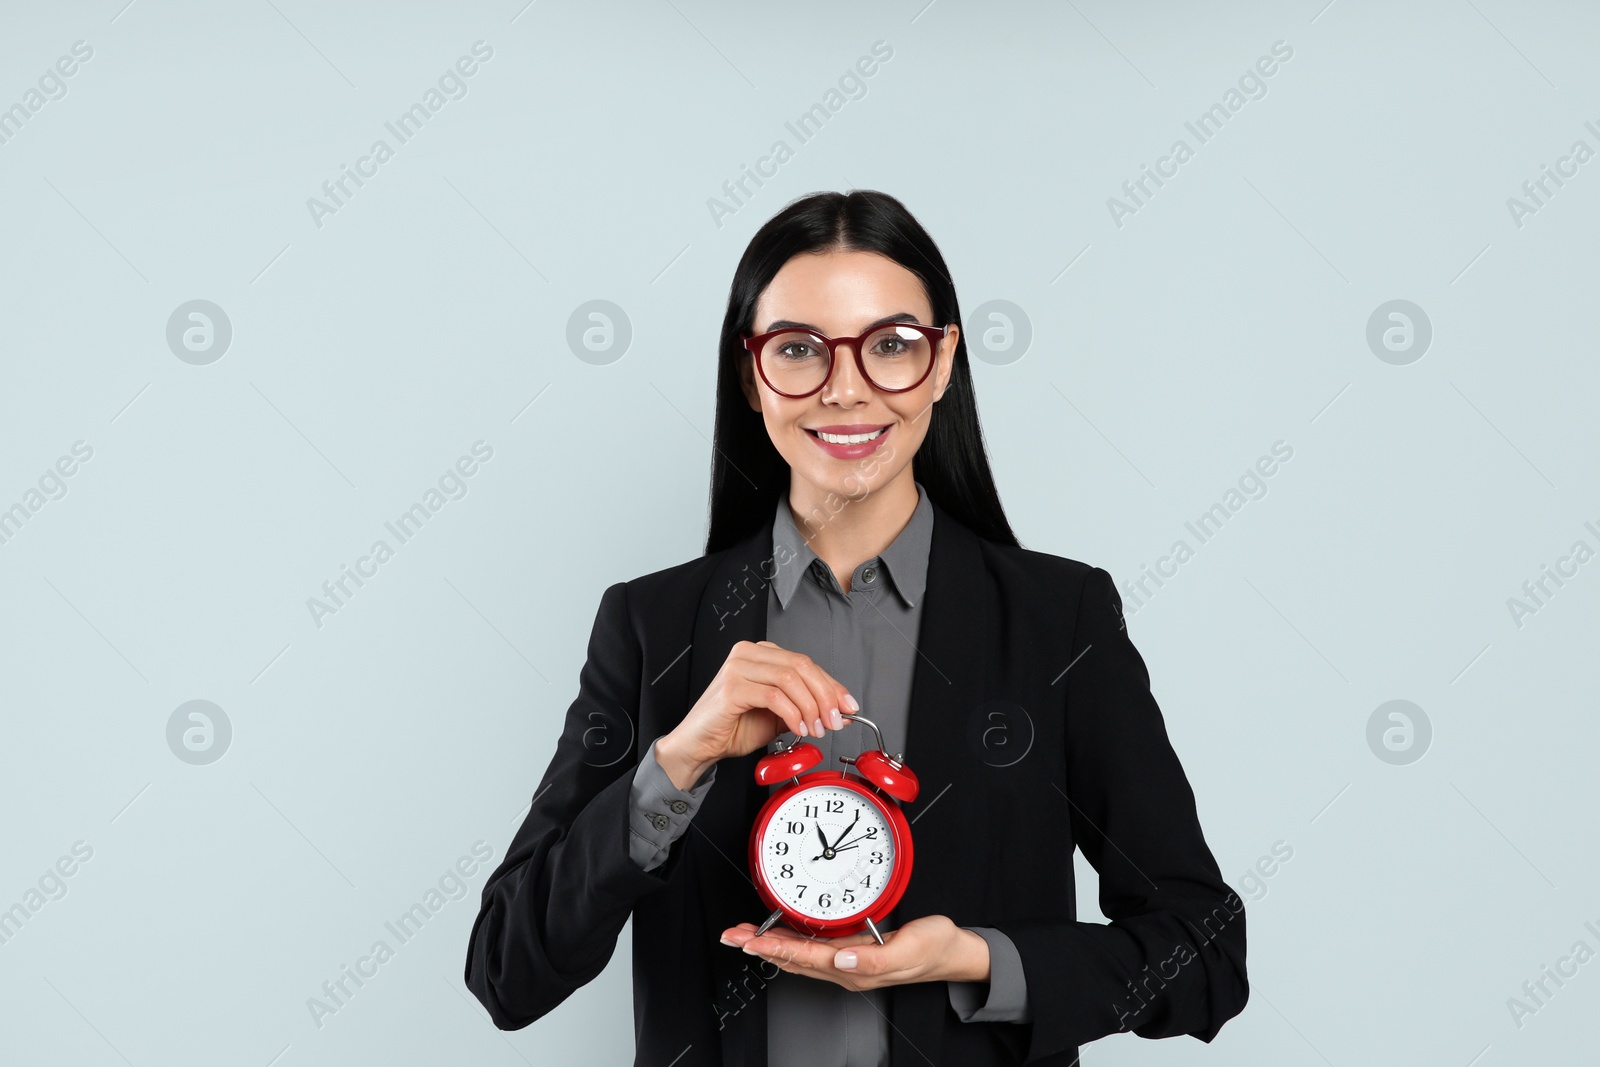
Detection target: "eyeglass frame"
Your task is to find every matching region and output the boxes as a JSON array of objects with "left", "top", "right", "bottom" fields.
[{"left": 740, "top": 321, "right": 952, "bottom": 399}]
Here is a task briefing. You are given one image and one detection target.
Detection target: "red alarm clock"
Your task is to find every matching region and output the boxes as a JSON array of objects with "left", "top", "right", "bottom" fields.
[{"left": 748, "top": 713, "right": 919, "bottom": 945}]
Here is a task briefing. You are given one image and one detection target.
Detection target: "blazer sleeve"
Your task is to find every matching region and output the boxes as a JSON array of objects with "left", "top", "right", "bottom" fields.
[
  {"left": 463, "top": 580, "right": 686, "bottom": 1029},
  {"left": 996, "top": 566, "right": 1248, "bottom": 1061}
]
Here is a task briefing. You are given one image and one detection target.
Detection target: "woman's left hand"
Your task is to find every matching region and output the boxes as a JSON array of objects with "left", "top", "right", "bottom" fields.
[{"left": 719, "top": 915, "right": 990, "bottom": 991}]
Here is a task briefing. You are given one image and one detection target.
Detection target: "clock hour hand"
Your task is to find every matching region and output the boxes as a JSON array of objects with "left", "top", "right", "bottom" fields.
[{"left": 815, "top": 823, "right": 832, "bottom": 852}]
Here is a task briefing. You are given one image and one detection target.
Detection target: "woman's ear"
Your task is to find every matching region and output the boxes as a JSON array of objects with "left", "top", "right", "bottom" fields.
[
  {"left": 932, "top": 324, "right": 959, "bottom": 402},
  {"left": 738, "top": 352, "right": 764, "bottom": 412}
]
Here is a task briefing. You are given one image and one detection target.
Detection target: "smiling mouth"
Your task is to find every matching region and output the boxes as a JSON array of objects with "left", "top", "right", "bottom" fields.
[{"left": 805, "top": 426, "right": 890, "bottom": 445}]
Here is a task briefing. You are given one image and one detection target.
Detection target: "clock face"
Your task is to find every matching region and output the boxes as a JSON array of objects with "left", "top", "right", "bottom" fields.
[{"left": 758, "top": 783, "right": 896, "bottom": 921}]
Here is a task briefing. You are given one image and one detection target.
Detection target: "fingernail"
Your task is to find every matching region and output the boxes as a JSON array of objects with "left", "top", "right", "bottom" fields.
[
  {"left": 742, "top": 945, "right": 762, "bottom": 956},
  {"left": 720, "top": 936, "right": 736, "bottom": 947},
  {"left": 830, "top": 708, "right": 844, "bottom": 730},
  {"left": 835, "top": 950, "right": 857, "bottom": 970},
  {"left": 797, "top": 721, "right": 808, "bottom": 737},
  {"left": 845, "top": 694, "right": 860, "bottom": 712}
]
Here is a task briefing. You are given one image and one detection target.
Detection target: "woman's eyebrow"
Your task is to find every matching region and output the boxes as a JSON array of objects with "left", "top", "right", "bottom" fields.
[{"left": 763, "top": 312, "right": 922, "bottom": 333}]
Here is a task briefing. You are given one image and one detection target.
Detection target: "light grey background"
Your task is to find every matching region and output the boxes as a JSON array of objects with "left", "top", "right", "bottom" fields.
[{"left": 2, "top": 0, "right": 1596, "bottom": 1064}]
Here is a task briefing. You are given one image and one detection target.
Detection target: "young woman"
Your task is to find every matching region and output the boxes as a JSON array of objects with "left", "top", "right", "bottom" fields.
[{"left": 464, "top": 191, "right": 1248, "bottom": 1066}]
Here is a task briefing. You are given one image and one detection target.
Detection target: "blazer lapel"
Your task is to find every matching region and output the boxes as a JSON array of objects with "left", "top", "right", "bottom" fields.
[
  {"left": 687, "top": 512, "right": 778, "bottom": 866},
  {"left": 887, "top": 498, "right": 988, "bottom": 921},
  {"left": 688, "top": 514, "right": 778, "bottom": 1067},
  {"left": 885, "top": 500, "right": 988, "bottom": 1064}
]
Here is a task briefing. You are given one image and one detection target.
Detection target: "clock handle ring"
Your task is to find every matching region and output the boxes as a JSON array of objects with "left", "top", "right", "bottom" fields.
[{"left": 838, "top": 713, "right": 904, "bottom": 768}]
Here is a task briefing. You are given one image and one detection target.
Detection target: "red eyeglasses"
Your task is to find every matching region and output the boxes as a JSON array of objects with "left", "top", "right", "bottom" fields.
[{"left": 741, "top": 322, "right": 949, "bottom": 399}]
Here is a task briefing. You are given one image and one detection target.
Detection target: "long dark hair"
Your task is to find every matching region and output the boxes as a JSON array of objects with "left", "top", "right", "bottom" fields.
[{"left": 705, "top": 189, "right": 1020, "bottom": 553}]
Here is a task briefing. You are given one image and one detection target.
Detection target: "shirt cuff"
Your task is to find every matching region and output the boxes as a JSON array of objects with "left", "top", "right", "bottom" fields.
[
  {"left": 947, "top": 926, "right": 1031, "bottom": 1023},
  {"left": 627, "top": 737, "right": 717, "bottom": 872}
]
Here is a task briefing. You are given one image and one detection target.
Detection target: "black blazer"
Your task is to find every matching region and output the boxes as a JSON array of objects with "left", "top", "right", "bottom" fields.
[{"left": 464, "top": 497, "right": 1248, "bottom": 1065}]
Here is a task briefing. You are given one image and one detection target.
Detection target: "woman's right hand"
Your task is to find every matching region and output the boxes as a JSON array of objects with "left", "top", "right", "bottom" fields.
[{"left": 654, "top": 640, "right": 857, "bottom": 791}]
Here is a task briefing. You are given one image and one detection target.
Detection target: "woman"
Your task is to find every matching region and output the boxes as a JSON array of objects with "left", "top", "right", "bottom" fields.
[{"left": 464, "top": 190, "right": 1248, "bottom": 1066}]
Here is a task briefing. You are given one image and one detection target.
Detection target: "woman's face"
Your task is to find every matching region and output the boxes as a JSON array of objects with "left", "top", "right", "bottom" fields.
[{"left": 740, "top": 248, "right": 958, "bottom": 509}]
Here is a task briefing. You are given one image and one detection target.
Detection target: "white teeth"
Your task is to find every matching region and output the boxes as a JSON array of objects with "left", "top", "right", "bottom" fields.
[{"left": 816, "top": 427, "right": 885, "bottom": 445}]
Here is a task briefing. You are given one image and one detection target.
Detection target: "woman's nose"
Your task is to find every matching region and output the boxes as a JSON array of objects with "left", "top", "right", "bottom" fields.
[{"left": 821, "top": 344, "right": 870, "bottom": 403}]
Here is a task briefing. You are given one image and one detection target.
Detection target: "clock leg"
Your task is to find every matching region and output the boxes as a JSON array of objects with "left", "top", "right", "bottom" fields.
[
  {"left": 864, "top": 917, "right": 885, "bottom": 946},
  {"left": 754, "top": 908, "right": 785, "bottom": 937}
]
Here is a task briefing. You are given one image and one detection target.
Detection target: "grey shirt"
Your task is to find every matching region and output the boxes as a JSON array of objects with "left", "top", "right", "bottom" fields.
[{"left": 628, "top": 481, "right": 1030, "bottom": 1064}]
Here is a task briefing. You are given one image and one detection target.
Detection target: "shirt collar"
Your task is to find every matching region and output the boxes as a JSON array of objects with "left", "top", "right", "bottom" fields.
[{"left": 770, "top": 480, "right": 934, "bottom": 610}]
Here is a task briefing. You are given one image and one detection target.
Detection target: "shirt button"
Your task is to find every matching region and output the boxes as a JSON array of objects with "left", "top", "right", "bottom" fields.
[
  {"left": 670, "top": 800, "right": 689, "bottom": 814},
  {"left": 651, "top": 814, "right": 670, "bottom": 832},
  {"left": 862, "top": 566, "right": 877, "bottom": 584}
]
